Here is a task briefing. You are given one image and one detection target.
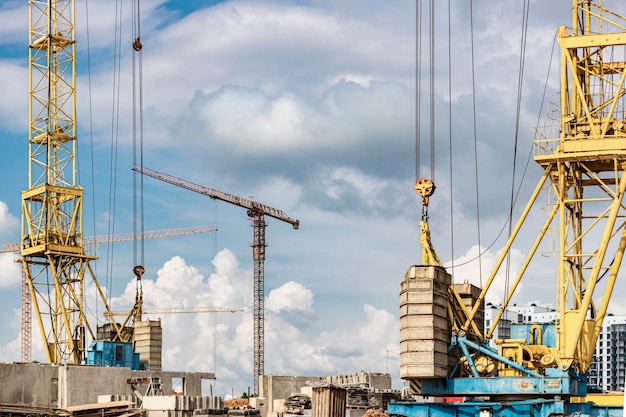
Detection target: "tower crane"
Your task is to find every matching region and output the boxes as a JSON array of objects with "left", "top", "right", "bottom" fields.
[
  {"left": 133, "top": 164, "right": 300, "bottom": 396},
  {"left": 389, "top": 1, "right": 626, "bottom": 416},
  {"left": 2, "top": 225, "right": 217, "bottom": 363},
  {"left": 20, "top": 0, "right": 128, "bottom": 365}
]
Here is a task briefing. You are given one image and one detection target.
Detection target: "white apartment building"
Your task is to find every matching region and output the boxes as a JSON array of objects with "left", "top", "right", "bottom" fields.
[{"left": 588, "top": 315, "right": 626, "bottom": 391}]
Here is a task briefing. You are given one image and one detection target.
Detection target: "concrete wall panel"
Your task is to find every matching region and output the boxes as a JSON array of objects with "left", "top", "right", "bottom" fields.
[{"left": 0, "top": 363, "right": 58, "bottom": 407}]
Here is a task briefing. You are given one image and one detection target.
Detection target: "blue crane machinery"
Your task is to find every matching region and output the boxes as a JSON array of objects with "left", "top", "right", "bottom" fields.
[
  {"left": 388, "top": 1, "right": 626, "bottom": 416},
  {"left": 132, "top": 164, "right": 300, "bottom": 397}
]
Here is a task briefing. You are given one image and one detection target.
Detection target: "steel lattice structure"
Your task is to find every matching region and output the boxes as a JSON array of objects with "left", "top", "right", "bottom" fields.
[
  {"left": 458, "top": 0, "right": 626, "bottom": 376},
  {"left": 134, "top": 165, "right": 299, "bottom": 396},
  {"left": 22, "top": 0, "right": 127, "bottom": 364}
]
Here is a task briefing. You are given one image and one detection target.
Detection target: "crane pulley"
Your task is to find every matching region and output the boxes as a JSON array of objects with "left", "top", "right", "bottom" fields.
[{"left": 414, "top": 177, "right": 441, "bottom": 267}]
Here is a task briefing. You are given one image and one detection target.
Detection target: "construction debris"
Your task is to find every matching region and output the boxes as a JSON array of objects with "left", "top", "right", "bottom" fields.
[{"left": 362, "top": 409, "right": 389, "bottom": 417}]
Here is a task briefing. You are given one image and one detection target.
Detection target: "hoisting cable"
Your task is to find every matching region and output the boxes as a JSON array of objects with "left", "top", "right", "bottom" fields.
[
  {"left": 83, "top": 0, "right": 102, "bottom": 324},
  {"left": 429, "top": 0, "right": 435, "bottom": 184},
  {"left": 504, "top": 0, "right": 531, "bottom": 303},
  {"left": 447, "top": 0, "right": 454, "bottom": 275},
  {"left": 446, "top": 32, "right": 558, "bottom": 270},
  {"left": 415, "top": 0, "right": 422, "bottom": 183},
  {"left": 468, "top": 0, "right": 483, "bottom": 286},
  {"left": 414, "top": 0, "right": 442, "bottom": 267},
  {"left": 132, "top": 0, "right": 146, "bottom": 317},
  {"left": 415, "top": 0, "right": 436, "bottom": 186},
  {"left": 104, "top": 0, "right": 125, "bottom": 307}
]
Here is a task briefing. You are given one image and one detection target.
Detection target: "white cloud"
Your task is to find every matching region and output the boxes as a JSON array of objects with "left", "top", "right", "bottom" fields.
[
  {"left": 103, "top": 251, "right": 397, "bottom": 393},
  {"left": 0, "top": 253, "right": 21, "bottom": 289},
  {"left": 188, "top": 79, "right": 413, "bottom": 158},
  {"left": 266, "top": 281, "right": 313, "bottom": 313},
  {"left": 0, "top": 1, "right": 26, "bottom": 46},
  {"left": 446, "top": 245, "right": 524, "bottom": 305}
]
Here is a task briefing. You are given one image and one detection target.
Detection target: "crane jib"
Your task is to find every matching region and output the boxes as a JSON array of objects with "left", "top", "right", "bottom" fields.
[{"left": 132, "top": 165, "right": 300, "bottom": 229}]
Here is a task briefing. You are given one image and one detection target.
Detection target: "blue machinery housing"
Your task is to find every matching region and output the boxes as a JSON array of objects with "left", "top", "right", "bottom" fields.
[
  {"left": 388, "top": 399, "right": 623, "bottom": 417},
  {"left": 86, "top": 341, "right": 140, "bottom": 370},
  {"left": 387, "top": 323, "right": 623, "bottom": 417}
]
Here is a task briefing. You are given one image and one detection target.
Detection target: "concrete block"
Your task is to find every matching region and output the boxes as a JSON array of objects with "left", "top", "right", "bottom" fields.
[
  {"left": 345, "top": 409, "right": 366, "bottom": 417},
  {"left": 143, "top": 395, "right": 179, "bottom": 410},
  {"left": 273, "top": 399, "right": 286, "bottom": 413},
  {"left": 400, "top": 340, "right": 448, "bottom": 354},
  {"left": 98, "top": 395, "right": 115, "bottom": 403},
  {"left": 146, "top": 411, "right": 170, "bottom": 417},
  {"left": 249, "top": 397, "right": 266, "bottom": 409}
]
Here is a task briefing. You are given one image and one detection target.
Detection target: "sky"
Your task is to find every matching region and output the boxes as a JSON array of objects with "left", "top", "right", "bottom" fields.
[{"left": 2, "top": 0, "right": 626, "bottom": 397}]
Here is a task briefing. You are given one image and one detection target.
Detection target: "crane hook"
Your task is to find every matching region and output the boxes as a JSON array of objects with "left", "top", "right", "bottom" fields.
[
  {"left": 133, "top": 37, "right": 143, "bottom": 51},
  {"left": 414, "top": 178, "right": 435, "bottom": 206}
]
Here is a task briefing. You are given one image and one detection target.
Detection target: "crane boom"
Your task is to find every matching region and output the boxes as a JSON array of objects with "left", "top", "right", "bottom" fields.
[
  {"left": 1, "top": 225, "right": 218, "bottom": 253},
  {"left": 110, "top": 306, "right": 244, "bottom": 316},
  {"left": 133, "top": 165, "right": 299, "bottom": 229},
  {"left": 134, "top": 164, "right": 300, "bottom": 396}
]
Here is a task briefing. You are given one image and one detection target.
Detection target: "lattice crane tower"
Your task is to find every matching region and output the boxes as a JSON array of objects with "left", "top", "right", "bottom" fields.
[
  {"left": 3, "top": 225, "right": 217, "bottom": 363},
  {"left": 133, "top": 165, "right": 300, "bottom": 396},
  {"left": 22, "top": 0, "right": 115, "bottom": 364}
]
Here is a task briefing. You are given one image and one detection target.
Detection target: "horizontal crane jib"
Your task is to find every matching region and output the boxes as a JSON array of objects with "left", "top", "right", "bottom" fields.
[{"left": 133, "top": 164, "right": 300, "bottom": 229}]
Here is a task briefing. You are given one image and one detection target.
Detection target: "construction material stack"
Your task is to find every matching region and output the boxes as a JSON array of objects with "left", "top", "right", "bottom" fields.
[
  {"left": 134, "top": 320, "right": 163, "bottom": 371},
  {"left": 399, "top": 265, "right": 453, "bottom": 380}
]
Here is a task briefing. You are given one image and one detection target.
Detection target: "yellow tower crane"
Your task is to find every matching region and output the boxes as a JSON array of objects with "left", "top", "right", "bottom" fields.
[
  {"left": 2, "top": 225, "right": 217, "bottom": 363},
  {"left": 21, "top": 0, "right": 152, "bottom": 365},
  {"left": 133, "top": 165, "right": 300, "bottom": 397},
  {"left": 22, "top": 0, "right": 95, "bottom": 364}
]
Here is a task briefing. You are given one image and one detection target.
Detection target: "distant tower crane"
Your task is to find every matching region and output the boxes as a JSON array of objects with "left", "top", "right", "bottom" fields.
[
  {"left": 133, "top": 165, "right": 300, "bottom": 396},
  {"left": 2, "top": 225, "right": 217, "bottom": 362}
]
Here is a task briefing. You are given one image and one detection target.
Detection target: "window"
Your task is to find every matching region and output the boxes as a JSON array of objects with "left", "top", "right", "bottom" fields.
[{"left": 115, "top": 345, "right": 123, "bottom": 361}]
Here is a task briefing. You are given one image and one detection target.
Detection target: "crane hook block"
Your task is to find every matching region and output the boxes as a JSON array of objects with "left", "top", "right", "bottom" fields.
[
  {"left": 133, "top": 37, "right": 143, "bottom": 51},
  {"left": 414, "top": 178, "right": 435, "bottom": 206},
  {"left": 133, "top": 265, "right": 145, "bottom": 280}
]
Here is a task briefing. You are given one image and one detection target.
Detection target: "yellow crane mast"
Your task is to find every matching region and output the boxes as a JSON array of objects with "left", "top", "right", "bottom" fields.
[
  {"left": 133, "top": 165, "right": 300, "bottom": 397},
  {"left": 22, "top": 0, "right": 126, "bottom": 364},
  {"left": 3, "top": 225, "right": 217, "bottom": 362}
]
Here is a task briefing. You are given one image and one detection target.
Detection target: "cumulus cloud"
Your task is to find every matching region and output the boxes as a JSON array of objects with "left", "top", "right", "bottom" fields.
[
  {"left": 0, "top": 254, "right": 21, "bottom": 289},
  {"left": 0, "top": 200, "right": 21, "bottom": 289},
  {"left": 446, "top": 245, "right": 524, "bottom": 304},
  {"left": 101, "top": 251, "right": 397, "bottom": 393},
  {"left": 0, "top": 306, "right": 21, "bottom": 362},
  {"left": 187, "top": 79, "right": 413, "bottom": 156},
  {"left": 266, "top": 281, "right": 313, "bottom": 313},
  {"left": 0, "top": 200, "right": 19, "bottom": 237}
]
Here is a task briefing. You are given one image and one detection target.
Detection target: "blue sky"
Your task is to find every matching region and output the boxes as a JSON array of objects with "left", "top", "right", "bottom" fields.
[{"left": 2, "top": 0, "right": 626, "bottom": 396}]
